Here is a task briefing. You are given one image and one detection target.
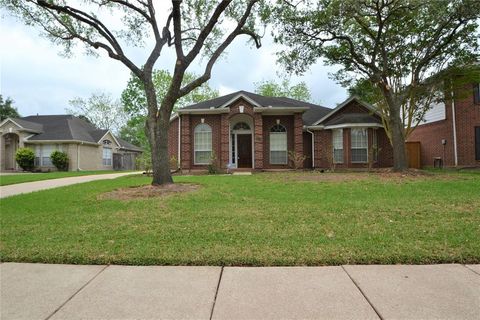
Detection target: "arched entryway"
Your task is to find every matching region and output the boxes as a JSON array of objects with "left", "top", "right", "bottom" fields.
[
  {"left": 230, "top": 114, "right": 254, "bottom": 168},
  {"left": 3, "top": 133, "right": 20, "bottom": 170}
]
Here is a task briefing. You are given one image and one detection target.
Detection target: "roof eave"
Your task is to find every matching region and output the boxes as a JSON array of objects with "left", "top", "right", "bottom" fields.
[{"left": 323, "top": 123, "right": 383, "bottom": 129}]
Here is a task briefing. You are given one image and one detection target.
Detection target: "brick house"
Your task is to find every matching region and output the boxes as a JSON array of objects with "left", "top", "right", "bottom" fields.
[
  {"left": 169, "top": 91, "right": 393, "bottom": 171},
  {"left": 408, "top": 82, "right": 480, "bottom": 167}
]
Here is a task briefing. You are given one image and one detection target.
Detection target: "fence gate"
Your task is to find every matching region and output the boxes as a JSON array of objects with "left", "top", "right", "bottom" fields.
[
  {"left": 406, "top": 141, "right": 421, "bottom": 169},
  {"left": 113, "top": 153, "right": 137, "bottom": 171}
]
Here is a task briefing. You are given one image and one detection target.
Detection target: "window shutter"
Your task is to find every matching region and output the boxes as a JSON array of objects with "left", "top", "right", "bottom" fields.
[{"left": 474, "top": 83, "right": 480, "bottom": 105}]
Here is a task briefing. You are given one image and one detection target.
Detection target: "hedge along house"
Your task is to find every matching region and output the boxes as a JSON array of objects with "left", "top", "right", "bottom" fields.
[
  {"left": 168, "top": 91, "right": 393, "bottom": 171},
  {"left": 0, "top": 115, "right": 142, "bottom": 171}
]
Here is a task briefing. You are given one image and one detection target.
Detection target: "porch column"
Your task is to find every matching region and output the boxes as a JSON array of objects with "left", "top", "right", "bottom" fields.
[
  {"left": 220, "top": 113, "right": 229, "bottom": 168},
  {"left": 294, "top": 113, "right": 304, "bottom": 168},
  {"left": 254, "top": 113, "right": 263, "bottom": 169},
  {"left": 180, "top": 115, "right": 191, "bottom": 170}
]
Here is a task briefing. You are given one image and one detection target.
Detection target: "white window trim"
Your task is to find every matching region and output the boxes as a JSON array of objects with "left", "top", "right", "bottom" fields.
[
  {"left": 332, "top": 129, "right": 344, "bottom": 164},
  {"left": 269, "top": 125, "right": 288, "bottom": 165},
  {"left": 102, "top": 146, "right": 112, "bottom": 166},
  {"left": 351, "top": 128, "right": 368, "bottom": 163},
  {"left": 194, "top": 124, "right": 212, "bottom": 165}
]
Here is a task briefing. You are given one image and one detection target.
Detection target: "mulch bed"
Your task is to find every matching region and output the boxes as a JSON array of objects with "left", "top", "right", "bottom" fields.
[{"left": 98, "top": 183, "right": 200, "bottom": 201}]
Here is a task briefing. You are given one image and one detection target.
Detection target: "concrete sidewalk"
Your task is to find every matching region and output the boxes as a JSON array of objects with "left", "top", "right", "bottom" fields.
[
  {"left": 1, "top": 263, "right": 478, "bottom": 320},
  {"left": 0, "top": 172, "right": 140, "bottom": 198}
]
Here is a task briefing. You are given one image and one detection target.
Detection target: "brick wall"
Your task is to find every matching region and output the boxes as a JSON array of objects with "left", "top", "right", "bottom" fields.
[
  {"left": 312, "top": 127, "right": 392, "bottom": 169},
  {"left": 408, "top": 84, "right": 480, "bottom": 167}
]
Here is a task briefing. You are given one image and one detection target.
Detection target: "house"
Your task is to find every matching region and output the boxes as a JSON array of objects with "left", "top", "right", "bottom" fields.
[
  {"left": 408, "top": 82, "right": 480, "bottom": 167},
  {"left": 0, "top": 115, "right": 142, "bottom": 171},
  {"left": 168, "top": 91, "right": 393, "bottom": 171}
]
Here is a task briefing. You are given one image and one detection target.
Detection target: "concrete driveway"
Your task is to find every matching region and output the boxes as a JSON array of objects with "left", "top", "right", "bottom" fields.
[
  {"left": 0, "top": 172, "right": 140, "bottom": 198},
  {"left": 1, "top": 263, "right": 479, "bottom": 320}
]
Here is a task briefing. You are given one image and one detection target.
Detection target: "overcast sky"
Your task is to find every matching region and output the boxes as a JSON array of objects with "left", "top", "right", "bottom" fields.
[{"left": 1, "top": 5, "right": 348, "bottom": 117}]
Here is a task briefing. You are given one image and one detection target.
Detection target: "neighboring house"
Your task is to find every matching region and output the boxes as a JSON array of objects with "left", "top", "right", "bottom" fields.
[
  {"left": 408, "top": 82, "right": 480, "bottom": 167},
  {"left": 168, "top": 91, "right": 393, "bottom": 171},
  {"left": 0, "top": 115, "right": 142, "bottom": 171}
]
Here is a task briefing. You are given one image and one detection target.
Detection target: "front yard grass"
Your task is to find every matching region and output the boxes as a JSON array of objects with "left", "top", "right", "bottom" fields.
[
  {"left": 1, "top": 171, "right": 479, "bottom": 266},
  {"left": 0, "top": 170, "right": 120, "bottom": 186}
]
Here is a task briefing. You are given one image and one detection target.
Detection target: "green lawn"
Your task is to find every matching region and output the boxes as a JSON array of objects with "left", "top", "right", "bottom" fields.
[
  {"left": 0, "top": 171, "right": 120, "bottom": 186},
  {"left": 1, "top": 171, "right": 479, "bottom": 266}
]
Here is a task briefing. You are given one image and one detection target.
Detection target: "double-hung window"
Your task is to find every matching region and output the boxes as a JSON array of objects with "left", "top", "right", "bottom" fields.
[
  {"left": 102, "top": 147, "right": 112, "bottom": 166},
  {"left": 332, "top": 129, "right": 343, "bottom": 163},
  {"left": 269, "top": 124, "right": 287, "bottom": 164},
  {"left": 194, "top": 124, "right": 212, "bottom": 164},
  {"left": 372, "top": 129, "right": 378, "bottom": 162},
  {"left": 41, "top": 144, "right": 55, "bottom": 167},
  {"left": 351, "top": 128, "right": 368, "bottom": 163}
]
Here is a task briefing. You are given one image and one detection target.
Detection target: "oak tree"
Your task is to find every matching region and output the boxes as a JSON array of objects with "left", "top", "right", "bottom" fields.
[
  {"left": 273, "top": 0, "right": 479, "bottom": 171},
  {"left": 4, "top": 0, "right": 264, "bottom": 184}
]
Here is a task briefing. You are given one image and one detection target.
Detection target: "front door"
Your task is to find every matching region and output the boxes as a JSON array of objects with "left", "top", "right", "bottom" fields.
[{"left": 237, "top": 134, "right": 252, "bottom": 168}]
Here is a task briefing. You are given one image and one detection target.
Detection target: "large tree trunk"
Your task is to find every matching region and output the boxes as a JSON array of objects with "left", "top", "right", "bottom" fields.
[
  {"left": 387, "top": 102, "right": 408, "bottom": 172},
  {"left": 148, "top": 118, "right": 173, "bottom": 185},
  {"left": 382, "top": 87, "right": 408, "bottom": 172},
  {"left": 389, "top": 115, "right": 408, "bottom": 172},
  {"left": 144, "top": 77, "right": 174, "bottom": 186}
]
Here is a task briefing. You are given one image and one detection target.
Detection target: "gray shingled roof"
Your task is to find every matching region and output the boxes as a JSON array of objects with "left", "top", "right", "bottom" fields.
[
  {"left": 14, "top": 115, "right": 141, "bottom": 151},
  {"left": 180, "top": 90, "right": 332, "bottom": 126},
  {"left": 324, "top": 113, "right": 381, "bottom": 126},
  {"left": 11, "top": 118, "right": 44, "bottom": 132}
]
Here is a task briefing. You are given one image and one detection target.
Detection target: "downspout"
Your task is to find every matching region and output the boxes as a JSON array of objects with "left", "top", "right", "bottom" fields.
[
  {"left": 451, "top": 90, "right": 458, "bottom": 166},
  {"left": 77, "top": 142, "right": 84, "bottom": 171},
  {"left": 306, "top": 126, "right": 315, "bottom": 168},
  {"left": 177, "top": 115, "right": 181, "bottom": 169}
]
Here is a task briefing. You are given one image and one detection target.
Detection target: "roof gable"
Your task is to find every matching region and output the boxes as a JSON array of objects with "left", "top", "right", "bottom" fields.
[{"left": 313, "top": 96, "right": 379, "bottom": 126}]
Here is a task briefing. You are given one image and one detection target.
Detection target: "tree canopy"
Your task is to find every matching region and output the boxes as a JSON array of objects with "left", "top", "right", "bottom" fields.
[
  {"left": 0, "top": 95, "right": 20, "bottom": 121},
  {"left": 3, "top": 0, "right": 265, "bottom": 184},
  {"left": 67, "top": 92, "right": 127, "bottom": 133},
  {"left": 254, "top": 78, "right": 312, "bottom": 102},
  {"left": 273, "top": 0, "right": 480, "bottom": 170},
  {"left": 120, "top": 69, "right": 219, "bottom": 150}
]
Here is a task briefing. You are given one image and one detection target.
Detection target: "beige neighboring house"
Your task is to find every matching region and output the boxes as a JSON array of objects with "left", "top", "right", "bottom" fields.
[{"left": 0, "top": 115, "right": 142, "bottom": 172}]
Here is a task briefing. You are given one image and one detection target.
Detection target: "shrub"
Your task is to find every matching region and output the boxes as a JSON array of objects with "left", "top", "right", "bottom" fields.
[
  {"left": 51, "top": 150, "right": 69, "bottom": 171},
  {"left": 170, "top": 156, "right": 179, "bottom": 171},
  {"left": 207, "top": 151, "right": 219, "bottom": 174},
  {"left": 15, "top": 148, "right": 35, "bottom": 171},
  {"left": 136, "top": 151, "right": 152, "bottom": 175},
  {"left": 288, "top": 151, "right": 307, "bottom": 170}
]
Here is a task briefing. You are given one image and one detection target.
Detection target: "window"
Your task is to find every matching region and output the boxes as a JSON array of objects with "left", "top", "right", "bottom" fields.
[
  {"left": 41, "top": 144, "right": 55, "bottom": 167},
  {"left": 351, "top": 128, "right": 368, "bottom": 163},
  {"left": 34, "top": 145, "right": 41, "bottom": 167},
  {"left": 103, "top": 147, "right": 112, "bottom": 166},
  {"left": 474, "top": 83, "right": 480, "bottom": 105},
  {"left": 372, "top": 129, "right": 378, "bottom": 162},
  {"left": 332, "top": 129, "right": 343, "bottom": 163},
  {"left": 232, "top": 122, "right": 250, "bottom": 130},
  {"left": 270, "top": 124, "right": 287, "bottom": 164},
  {"left": 194, "top": 123, "right": 212, "bottom": 164}
]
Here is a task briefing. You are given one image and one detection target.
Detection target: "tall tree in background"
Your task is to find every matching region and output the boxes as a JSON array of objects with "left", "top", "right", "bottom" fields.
[
  {"left": 67, "top": 92, "right": 127, "bottom": 133},
  {"left": 254, "top": 78, "right": 312, "bottom": 102},
  {"left": 273, "top": 0, "right": 479, "bottom": 171},
  {"left": 120, "top": 69, "right": 219, "bottom": 150},
  {"left": 4, "top": 0, "right": 264, "bottom": 185},
  {"left": 0, "top": 95, "right": 20, "bottom": 121}
]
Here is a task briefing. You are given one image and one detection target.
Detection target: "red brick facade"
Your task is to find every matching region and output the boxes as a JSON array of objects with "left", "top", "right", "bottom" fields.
[
  {"left": 169, "top": 95, "right": 395, "bottom": 171},
  {"left": 408, "top": 84, "right": 480, "bottom": 167}
]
